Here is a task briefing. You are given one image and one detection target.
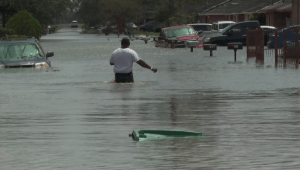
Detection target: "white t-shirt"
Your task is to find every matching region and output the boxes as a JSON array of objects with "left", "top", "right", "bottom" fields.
[{"left": 110, "top": 48, "right": 141, "bottom": 73}]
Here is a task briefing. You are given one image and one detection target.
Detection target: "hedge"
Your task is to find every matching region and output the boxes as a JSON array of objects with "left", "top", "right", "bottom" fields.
[
  {"left": 0, "top": 28, "right": 15, "bottom": 38},
  {"left": 6, "top": 10, "right": 42, "bottom": 40}
]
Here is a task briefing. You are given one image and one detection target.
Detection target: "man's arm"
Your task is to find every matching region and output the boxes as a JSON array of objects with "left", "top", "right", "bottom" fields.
[
  {"left": 110, "top": 62, "right": 114, "bottom": 65},
  {"left": 136, "top": 60, "right": 157, "bottom": 73}
]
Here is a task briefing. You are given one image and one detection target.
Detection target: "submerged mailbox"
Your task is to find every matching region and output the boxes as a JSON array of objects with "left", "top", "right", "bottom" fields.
[
  {"left": 203, "top": 44, "right": 217, "bottom": 56},
  {"left": 185, "top": 40, "right": 200, "bottom": 52},
  {"left": 227, "top": 42, "right": 243, "bottom": 50},
  {"left": 227, "top": 42, "right": 243, "bottom": 61}
]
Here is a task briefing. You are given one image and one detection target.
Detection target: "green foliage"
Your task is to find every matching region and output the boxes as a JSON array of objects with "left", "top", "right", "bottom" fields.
[
  {"left": 1, "top": 0, "right": 76, "bottom": 25},
  {"left": 6, "top": 10, "right": 42, "bottom": 39},
  {"left": 0, "top": 28, "right": 15, "bottom": 38},
  {"left": 77, "top": 0, "right": 142, "bottom": 27},
  {"left": 131, "top": 30, "right": 159, "bottom": 37},
  {"left": 168, "top": 13, "right": 197, "bottom": 26},
  {"left": 0, "top": 35, "right": 28, "bottom": 41},
  {"left": 155, "top": 8, "right": 169, "bottom": 23}
]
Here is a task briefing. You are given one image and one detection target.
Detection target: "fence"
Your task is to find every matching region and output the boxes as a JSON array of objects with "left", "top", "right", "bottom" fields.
[
  {"left": 253, "top": 27, "right": 300, "bottom": 68},
  {"left": 246, "top": 28, "right": 264, "bottom": 62}
]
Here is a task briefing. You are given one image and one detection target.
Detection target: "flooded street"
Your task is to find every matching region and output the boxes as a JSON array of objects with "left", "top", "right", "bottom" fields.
[{"left": 1, "top": 26, "right": 300, "bottom": 170}]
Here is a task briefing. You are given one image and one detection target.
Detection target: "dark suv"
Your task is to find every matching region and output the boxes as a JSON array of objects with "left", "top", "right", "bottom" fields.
[
  {"left": 139, "top": 21, "right": 160, "bottom": 32},
  {"left": 202, "top": 21, "right": 260, "bottom": 46},
  {"left": 0, "top": 37, "right": 54, "bottom": 68}
]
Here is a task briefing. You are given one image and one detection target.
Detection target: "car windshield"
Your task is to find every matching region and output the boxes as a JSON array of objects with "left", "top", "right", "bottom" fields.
[
  {"left": 190, "top": 25, "right": 212, "bottom": 31},
  {"left": 220, "top": 23, "right": 235, "bottom": 34},
  {"left": 219, "top": 23, "right": 232, "bottom": 29},
  {"left": 166, "top": 27, "right": 196, "bottom": 38},
  {"left": 0, "top": 43, "right": 43, "bottom": 61}
]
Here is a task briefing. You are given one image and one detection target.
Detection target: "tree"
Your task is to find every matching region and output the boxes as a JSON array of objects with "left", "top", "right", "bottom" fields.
[
  {"left": 77, "top": 0, "right": 104, "bottom": 27},
  {"left": 0, "top": 0, "right": 17, "bottom": 27},
  {"left": 1, "top": 0, "right": 77, "bottom": 26},
  {"left": 101, "top": 0, "right": 142, "bottom": 33},
  {"left": 77, "top": 0, "right": 142, "bottom": 33},
  {"left": 6, "top": 10, "right": 42, "bottom": 39}
]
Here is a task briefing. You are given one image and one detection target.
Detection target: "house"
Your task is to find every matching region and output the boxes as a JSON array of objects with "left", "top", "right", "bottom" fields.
[
  {"left": 257, "top": 0, "right": 292, "bottom": 28},
  {"left": 292, "top": 0, "right": 300, "bottom": 25},
  {"left": 198, "top": 0, "right": 288, "bottom": 28}
]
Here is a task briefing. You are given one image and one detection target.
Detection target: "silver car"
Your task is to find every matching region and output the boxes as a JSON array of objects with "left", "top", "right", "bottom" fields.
[
  {"left": 71, "top": 20, "right": 78, "bottom": 28},
  {"left": 0, "top": 37, "right": 54, "bottom": 69}
]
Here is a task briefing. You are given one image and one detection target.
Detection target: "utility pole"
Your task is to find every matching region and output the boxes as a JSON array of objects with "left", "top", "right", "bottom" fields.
[{"left": 169, "top": 0, "right": 175, "bottom": 17}]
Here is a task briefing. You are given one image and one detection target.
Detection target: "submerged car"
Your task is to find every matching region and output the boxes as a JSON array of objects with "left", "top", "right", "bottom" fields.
[
  {"left": 267, "top": 25, "right": 300, "bottom": 49},
  {"left": 202, "top": 21, "right": 260, "bottom": 46},
  {"left": 154, "top": 25, "right": 203, "bottom": 48},
  {"left": 0, "top": 37, "right": 54, "bottom": 68},
  {"left": 187, "top": 23, "right": 212, "bottom": 37},
  {"left": 212, "top": 21, "right": 236, "bottom": 33},
  {"left": 281, "top": 40, "right": 300, "bottom": 58}
]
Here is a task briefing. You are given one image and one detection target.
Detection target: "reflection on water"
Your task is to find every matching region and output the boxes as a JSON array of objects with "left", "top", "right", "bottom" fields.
[{"left": 1, "top": 29, "right": 300, "bottom": 169}]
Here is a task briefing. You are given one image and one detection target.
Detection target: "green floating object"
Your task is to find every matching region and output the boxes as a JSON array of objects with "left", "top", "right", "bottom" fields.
[{"left": 129, "top": 130, "right": 202, "bottom": 142}]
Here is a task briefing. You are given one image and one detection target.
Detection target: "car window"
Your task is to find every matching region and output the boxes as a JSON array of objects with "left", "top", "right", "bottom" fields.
[
  {"left": 22, "top": 44, "right": 41, "bottom": 59},
  {"left": 166, "top": 27, "right": 195, "bottom": 38},
  {"left": 36, "top": 42, "right": 45, "bottom": 56},
  {"left": 219, "top": 23, "right": 232, "bottom": 29},
  {"left": 212, "top": 24, "right": 218, "bottom": 30},
  {"left": 0, "top": 43, "right": 42, "bottom": 61},
  {"left": 220, "top": 23, "right": 235, "bottom": 34},
  {"left": 232, "top": 26, "right": 241, "bottom": 32}
]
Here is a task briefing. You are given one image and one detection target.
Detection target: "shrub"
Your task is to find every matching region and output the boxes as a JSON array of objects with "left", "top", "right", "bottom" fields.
[
  {"left": 0, "top": 28, "right": 15, "bottom": 38},
  {"left": 6, "top": 10, "right": 42, "bottom": 39}
]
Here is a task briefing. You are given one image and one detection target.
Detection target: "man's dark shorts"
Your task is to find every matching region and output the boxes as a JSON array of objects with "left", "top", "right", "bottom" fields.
[{"left": 115, "top": 72, "right": 134, "bottom": 83}]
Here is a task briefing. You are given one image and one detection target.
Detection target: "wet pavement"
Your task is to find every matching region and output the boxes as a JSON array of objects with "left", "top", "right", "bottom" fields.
[{"left": 1, "top": 25, "right": 300, "bottom": 170}]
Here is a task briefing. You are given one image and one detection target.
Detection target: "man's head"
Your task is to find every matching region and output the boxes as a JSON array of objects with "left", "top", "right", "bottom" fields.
[{"left": 121, "top": 38, "right": 130, "bottom": 48}]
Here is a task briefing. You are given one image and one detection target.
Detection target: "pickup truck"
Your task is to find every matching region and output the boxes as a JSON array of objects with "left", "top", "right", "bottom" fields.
[
  {"left": 154, "top": 25, "right": 203, "bottom": 48},
  {"left": 202, "top": 21, "right": 260, "bottom": 46}
]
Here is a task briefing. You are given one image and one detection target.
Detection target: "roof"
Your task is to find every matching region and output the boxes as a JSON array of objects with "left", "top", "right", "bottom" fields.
[
  {"left": 178, "top": 0, "right": 231, "bottom": 14},
  {"left": 257, "top": 0, "right": 292, "bottom": 13},
  {"left": 199, "top": 0, "right": 282, "bottom": 16}
]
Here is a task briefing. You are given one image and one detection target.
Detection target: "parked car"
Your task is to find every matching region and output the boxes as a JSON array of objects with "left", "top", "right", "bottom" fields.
[
  {"left": 139, "top": 21, "right": 160, "bottom": 32},
  {"left": 261, "top": 25, "right": 276, "bottom": 45},
  {"left": 212, "top": 21, "right": 236, "bottom": 33},
  {"left": 202, "top": 21, "right": 260, "bottom": 46},
  {"left": 187, "top": 23, "right": 212, "bottom": 37},
  {"left": 281, "top": 40, "right": 300, "bottom": 58},
  {"left": 267, "top": 25, "right": 300, "bottom": 49},
  {"left": 0, "top": 37, "right": 54, "bottom": 68},
  {"left": 124, "top": 22, "right": 138, "bottom": 35},
  {"left": 154, "top": 25, "right": 203, "bottom": 48},
  {"left": 48, "top": 25, "right": 56, "bottom": 34},
  {"left": 71, "top": 20, "right": 78, "bottom": 28}
]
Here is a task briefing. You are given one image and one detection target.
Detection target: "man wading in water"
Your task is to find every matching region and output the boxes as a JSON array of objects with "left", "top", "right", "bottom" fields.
[{"left": 110, "top": 38, "right": 157, "bottom": 83}]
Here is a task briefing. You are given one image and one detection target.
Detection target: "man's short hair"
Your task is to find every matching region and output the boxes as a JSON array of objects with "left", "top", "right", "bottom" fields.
[{"left": 121, "top": 38, "right": 130, "bottom": 46}]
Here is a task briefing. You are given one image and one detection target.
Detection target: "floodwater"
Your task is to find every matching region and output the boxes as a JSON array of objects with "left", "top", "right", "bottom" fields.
[{"left": 1, "top": 25, "right": 300, "bottom": 170}]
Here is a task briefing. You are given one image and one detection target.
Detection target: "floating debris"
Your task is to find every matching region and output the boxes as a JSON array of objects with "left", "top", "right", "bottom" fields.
[{"left": 129, "top": 130, "right": 202, "bottom": 142}]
